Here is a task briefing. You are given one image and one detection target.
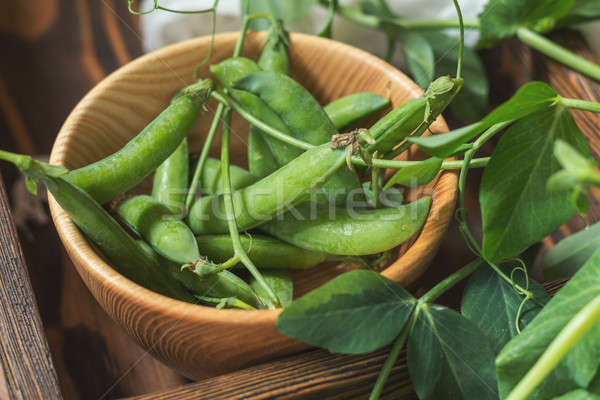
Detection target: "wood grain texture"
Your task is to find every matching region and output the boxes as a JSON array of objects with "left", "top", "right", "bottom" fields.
[
  {"left": 0, "top": 173, "right": 63, "bottom": 400},
  {"left": 48, "top": 32, "right": 455, "bottom": 379}
]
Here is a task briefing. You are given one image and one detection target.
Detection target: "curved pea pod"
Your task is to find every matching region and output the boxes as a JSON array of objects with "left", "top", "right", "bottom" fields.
[
  {"left": 116, "top": 195, "right": 200, "bottom": 264},
  {"left": 138, "top": 240, "right": 260, "bottom": 308},
  {"left": 261, "top": 196, "right": 432, "bottom": 255},
  {"left": 187, "top": 143, "right": 347, "bottom": 234},
  {"left": 195, "top": 234, "right": 330, "bottom": 269},
  {"left": 257, "top": 19, "right": 290, "bottom": 75},
  {"left": 324, "top": 92, "right": 390, "bottom": 131},
  {"left": 230, "top": 89, "right": 302, "bottom": 168},
  {"left": 247, "top": 129, "right": 280, "bottom": 177},
  {"left": 209, "top": 57, "right": 260, "bottom": 87},
  {"left": 152, "top": 138, "right": 188, "bottom": 214},
  {"left": 234, "top": 71, "right": 362, "bottom": 204},
  {"left": 65, "top": 79, "right": 214, "bottom": 204},
  {"left": 200, "top": 157, "right": 258, "bottom": 194},
  {"left": 249, "top": 22, "right": 291, "bottom": 176},
  {"left": 0, "top": 151, "right": 193, "bottom": 301},
  {"left": 367, "top": 97, "right": 427, "bottom": 153}
]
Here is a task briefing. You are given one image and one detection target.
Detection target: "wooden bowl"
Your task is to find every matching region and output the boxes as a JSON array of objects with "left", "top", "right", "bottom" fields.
[{"left": 49, "top": 32, "right": 457, "bottom": 379}]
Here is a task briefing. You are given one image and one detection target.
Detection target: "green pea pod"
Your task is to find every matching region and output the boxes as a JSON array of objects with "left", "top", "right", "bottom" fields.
[
  {"left": 257, "top": 19, "right": 290, "bottom": 75},
  {"left": 234, "top": 71, "right": 362, "bottom": 204},
  {"left": 0, "top": 151, "right": 192, "bottom": 302},
  {"left": 368, "top": 76, "right": 463, "bottom": 155},
  {"left": 209, "top": 57, "right": 260, "bottom": 87},
  {"left": 247, "top": 130, "right": 280, "bottom": 177},
  {"left": 249, "top": 20, "right": 291, "bottom": 177},
  {"left": 116, "top": 195, "right": 200, "bottom": 264},
  {"left": 250, "top": 269, "right": 293, "bottom": 308},
  {"left": 65, "top": 79, "right": 214, "bottom": 204},
  {"left": 261, "top": 196, "right": 432, "bottom": 255},
  {"left": 137, "top": 240, "right": 260, "bottom": 308},
  {"left": 230, "top": 89, "right": 302, "bottom": 168},
  {"left": 195, "top": 234, "right": 330, "bottom": 269},
  {"left": 187, "top": 143, "right": 347, "bottom": 234},
  {"left": 212, "top": 57, "right": 296, "bottom": 178},
  {"left": 152, "top": 138, "right": 188, "bottom": 214},
  {"left": 367, "top": 97, "right": 427, "bottom": 153},
  {"left": 200, "top": 157, "right": 258, "bottom": 194},
  {"left": 324, "top": 92, "right": 390, "bottom": 131}
]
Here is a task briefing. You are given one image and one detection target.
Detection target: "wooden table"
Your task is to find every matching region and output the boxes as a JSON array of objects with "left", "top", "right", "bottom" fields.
[{"left": 0, "top": 1, "right": 598, "bottom": 399}]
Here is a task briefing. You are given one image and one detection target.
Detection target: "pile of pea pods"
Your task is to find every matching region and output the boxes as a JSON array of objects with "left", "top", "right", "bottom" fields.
[{"left": 0, "top": 20, "right": 463, "bottom": 310}]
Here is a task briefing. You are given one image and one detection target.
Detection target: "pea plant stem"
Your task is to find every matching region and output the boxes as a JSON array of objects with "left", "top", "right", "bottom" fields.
[
  {"left": 560, "top": 97, "right": 600, "bottom": 113},
  {"left": 325, "top": 0, "right": 479, "bottom": 30},
  {"left": 186, "top": 15, "right": 260, "bottom": 213},
  {"left": 220, "top": 108, "right": 279, "bottom": 308},
  {"left": 420, "top": 259, "right": 482, "bottom": 303},
  {"left": 215, "top": 90, "right": 491, "bottom": 171},
  {"left": 185, "top": 104, "right": 224, "bottom": 211},
  {"left": 369, "top": 311, "right": 416, "bottom": 400},
  {"left": 506, "top": 294, "right": 600, "bottom": 400},
  {"left": 457, "top": 125, "right": 537, "bottom": 301},
  {"left": 452, "top": 0, "right": 464, "bottom": 80},
  {"left": 516, "top": 27, "right": 600, "bottom": 82}
]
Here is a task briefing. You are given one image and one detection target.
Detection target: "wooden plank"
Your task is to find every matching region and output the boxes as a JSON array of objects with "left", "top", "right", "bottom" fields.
[
  {"left": 128, "top": 348, "right": 415, "bottom": 400},
  {"left": 0, "top": 173, "right": 63, "bottom": 400}
]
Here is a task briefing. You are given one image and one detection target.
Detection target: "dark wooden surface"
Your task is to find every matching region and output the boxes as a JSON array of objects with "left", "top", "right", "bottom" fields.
[
  {"left": 0, "top": 172, "right": 62, "bottom": 400},
  {"left": 0, "top": 1, "right": 599, "bottom": 399}
]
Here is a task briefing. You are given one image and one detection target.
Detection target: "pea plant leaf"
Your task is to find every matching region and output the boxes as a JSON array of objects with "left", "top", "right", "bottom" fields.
[
  {"left": 461, "top": 262, "right": 549, "bottom": 353},
  {"left": 277, "top": 270, "right": 416, "bottom": 354},
  {"left": 480, "top": 106, "right": 590, "bottom": 263},
  {"left": 384, "top": 157, "right": 442, "bottom": 189},
  {"left": 407, "top": 304, "right": 498, "bottom": 400},
  {"left": 557, "top": 0, "right": 600, "bottom": 27},
  {"left": 477, "top": 0, "right": 576, "bottom": 48},
  {"left": 409, "top": 81, "right": 558, "bottom": 158},
  {"left": 496, "top": 249, "right": 600, "bottom": 399},
  {"left": 542, "top": 221, "right": 600, "bottom": 281},
  {"left": 400, "top": 32, "right": 435, "bottom": 89}
]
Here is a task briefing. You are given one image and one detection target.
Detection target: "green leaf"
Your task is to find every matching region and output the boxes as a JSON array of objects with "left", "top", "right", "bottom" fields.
[
  {"left": 401, "top": 32, "right": 435, "bottom": 89},
  {"left": 478, "top": 0, "right": 576, "bottom": 48},
  {"left": 277, "top": 270, "right": 416, "bottom": 354},
  {"left": 480, "top": 106, "right": 590, "bottom": 263},
  {"left": 409, "top": 81, "right": 558, "bottom": 158},
  {"left": 250, "top": 269, "right": 294, "bottom": 308},
  {"left": 553, "top": 389, "right": 600, "bottom": 400},
  {"left": 420, "top": 32, "right": 489, "bottom": 122},
  {"left": 496, "top": 249, "right": 600, "bottom": 399},
  {"left": 407, "top": 304, "right": 498, "bottom": 400},
  {"left": 557, "top": 0, "right": 600, "bottom": 27},
  {"left": 384, "top": 157, "right": 442, "bottom": 189},
  {"left": 542, "top": 221, "right": 600, "bottom": 281},
  {"left": 461, "top": 263, "right": 549, "bottom": 353}
]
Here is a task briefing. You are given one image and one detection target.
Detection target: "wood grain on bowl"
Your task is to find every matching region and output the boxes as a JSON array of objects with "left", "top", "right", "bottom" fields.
[{"left": 48, "top": 32, "right": 456, "bottom": 379}]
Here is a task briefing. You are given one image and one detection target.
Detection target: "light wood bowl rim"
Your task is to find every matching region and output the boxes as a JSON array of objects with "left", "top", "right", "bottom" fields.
[{"left": 49, "top": 32, "right": 457, "bottom": 326}]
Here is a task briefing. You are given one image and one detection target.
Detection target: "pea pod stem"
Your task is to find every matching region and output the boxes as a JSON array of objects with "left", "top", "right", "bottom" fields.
[
  {"left": 186, "top": 14, "right": 271, "bottom": 213},
  {"left": 506, "top": 294, "right": 600, "bottom": 400},
  {"left": 214, "top": 91, "right": 489, "bottom": 170},
  {"left": 516, "top": 27, "right": 600, "bottom": 83},
  {"left": 220, "top": 108, "right": 280, "bottom": 308},
  {"left": 559, "top": 97, "right": 600, "bottom": 113}
]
